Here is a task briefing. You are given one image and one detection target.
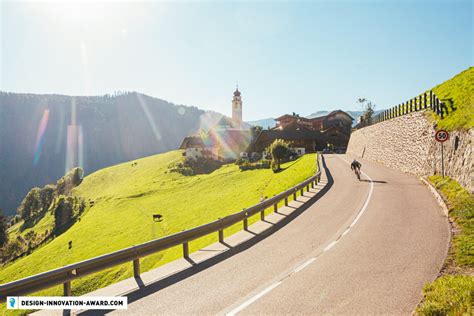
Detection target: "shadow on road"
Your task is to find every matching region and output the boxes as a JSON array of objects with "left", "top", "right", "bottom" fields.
[
  {"left": 361, "top": 179, "right": 387, "bottom": 184},
  {"left": 79, "top": 155, "right": 334, "bottom": 316}
]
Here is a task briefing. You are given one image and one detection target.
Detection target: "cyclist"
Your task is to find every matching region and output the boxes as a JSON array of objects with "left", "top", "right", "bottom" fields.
[{"left": 350, "top": 159, "right": 362, "bottom": 180}]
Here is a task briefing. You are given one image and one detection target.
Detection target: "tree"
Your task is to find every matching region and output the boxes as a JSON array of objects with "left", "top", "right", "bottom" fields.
[
  {"left": 57, "top": 167, "right": 84, "bottom": 195},
  {"left": 54, "top": 196, "right": 73, "bottom": 229},
  {"left": 17, "top": 187, "right": 41, "bottom": 221},
  {"left": 269, "top": 139, "right": 289, "bottom": 171},
  {"left": 39, "top": 185, "right": 56, "bottom": 213},
  {"left": 357, "top": 98, "right": 376, "bottom": 125},
  {"left": 72, "top": 167, "right": 84, "bottom": 186},
  {"left": 0, "top": 209, "right": 8, "bottom": 247}
]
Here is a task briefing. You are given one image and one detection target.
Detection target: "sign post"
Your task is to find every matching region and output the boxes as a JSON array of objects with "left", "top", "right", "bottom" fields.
[{"left": 435, "top": 130, "right": 449, "bottom": 177}]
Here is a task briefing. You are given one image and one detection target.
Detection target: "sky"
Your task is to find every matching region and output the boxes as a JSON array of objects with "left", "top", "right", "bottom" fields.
[{"left": 1, "top": 0, "right": 472, "bottom": 121}]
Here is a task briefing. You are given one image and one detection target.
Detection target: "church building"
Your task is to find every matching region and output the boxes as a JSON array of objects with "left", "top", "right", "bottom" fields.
[{"left": 180, "top": 87, "right": 251, "bottom": 161}]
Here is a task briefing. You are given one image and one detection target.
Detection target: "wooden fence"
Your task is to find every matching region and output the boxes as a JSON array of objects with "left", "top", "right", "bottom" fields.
[{"left": 368, "top": 91, "right": 455, "bottom": 125}]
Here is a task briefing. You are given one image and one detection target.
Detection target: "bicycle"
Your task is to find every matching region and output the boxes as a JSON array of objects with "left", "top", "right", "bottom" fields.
[{"left": 354, "top": 168, "right": 361, "bottom": 180}]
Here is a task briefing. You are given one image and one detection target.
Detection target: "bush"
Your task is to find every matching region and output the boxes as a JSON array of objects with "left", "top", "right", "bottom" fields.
[
  {"left": 250, "top": 152, "right": 262, "bottom": 162},
  {"left": 239, "top": 160, "right": 271, "bottom": 171},
  {"left": 169, "top": 158, "right": 222, "bottom": 176},
  {"left": 271, "top": 160, "right": 279, "bottom": 172}
]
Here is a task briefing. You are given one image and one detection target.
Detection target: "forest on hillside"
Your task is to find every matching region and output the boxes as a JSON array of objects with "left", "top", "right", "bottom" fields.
[{"left": 0, "top": 92, "right": 221, "bottom": 216}]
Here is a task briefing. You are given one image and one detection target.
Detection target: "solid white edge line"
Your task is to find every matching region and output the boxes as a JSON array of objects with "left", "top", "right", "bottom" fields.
[{"left": 226, "top": 281, "right": 282, "bottom": 316}]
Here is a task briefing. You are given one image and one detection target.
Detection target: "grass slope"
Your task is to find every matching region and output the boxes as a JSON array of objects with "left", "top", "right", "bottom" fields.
[
  {"left": 430, "top": 67, "right": 474, "bottom": 131},
  {"left": 417, "top": 176, "right": 474, "bottom": 315},
  {"left": 0, "top": 151, "right": 317, "bottom": 306}
]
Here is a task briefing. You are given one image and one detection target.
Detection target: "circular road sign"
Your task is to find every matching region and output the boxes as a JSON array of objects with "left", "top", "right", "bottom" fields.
[{"left": 435, "top": 130, "right": 449, "bottom": 143}]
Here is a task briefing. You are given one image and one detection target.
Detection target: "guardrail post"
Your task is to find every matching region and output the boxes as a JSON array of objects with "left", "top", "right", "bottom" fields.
[
  {"left": 311, "top": 181, "right": 314, "bottom": 189},
  {"left": 306, "top": 184, "right": 309, "bottom": 192},
  {"left": 424, "top": 93, "right": 427, "bottom": 109},
  {"left": 274, "top": 204, "right": 278, "bottom": 213},
  {"left": 63, "top": 281, "right": 71, "bottom": 296},
  {"left": 218, "top": 230, "right": 224, "bottom": 243},
  {"left": 183, "top": 242, "right": 189, "bottom": 259},
  {"left": 133, "top": 259, "right": 140, "bottom": 278},
  {"left": 293, "top": 191, "right": 297, "bottom": 200},
  {"left": 300, "top": 188, "right": 304, "bottom": 196},
  {"left": 285, "top": 197, "right": 288, "bottom": 206},
  {"left": 260, "top": 210, "right": 265, "bottom": 221},
  {"left": 243, "top": 218, "right": 248, "bottom": 231}
]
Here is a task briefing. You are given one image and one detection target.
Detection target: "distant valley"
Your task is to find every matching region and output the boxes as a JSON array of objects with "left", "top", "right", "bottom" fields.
[
  {"left": 0, "top": 91, "right": 369, "bottom": 216},
  {"left": 0, "top": 92, "right": 224, "bottom": 216}
]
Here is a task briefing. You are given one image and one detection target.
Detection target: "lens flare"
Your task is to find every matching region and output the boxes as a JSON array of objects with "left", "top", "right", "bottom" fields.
[
  {"left": 136, "top": 93, "right": 162, "bottom": 142},
  {"left": 33, "top": 109, "right": 50, "bottom": 165},
  {"left": 65, "top": 125, "right": 83, "bottom": 173}
]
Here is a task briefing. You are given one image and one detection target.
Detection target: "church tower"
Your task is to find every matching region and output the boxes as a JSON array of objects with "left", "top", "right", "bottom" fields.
[{"left": 232, "top": 86, "right": 242, "bottom": 129}]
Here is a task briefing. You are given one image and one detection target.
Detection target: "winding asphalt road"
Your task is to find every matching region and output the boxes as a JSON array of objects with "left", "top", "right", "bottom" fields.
[{"left": 110, "top": 154, "right": 450, "bottom": 315}]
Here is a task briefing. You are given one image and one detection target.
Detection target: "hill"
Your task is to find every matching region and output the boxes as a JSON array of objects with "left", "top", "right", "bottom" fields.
[
  {"left": 0, "top": 151, "right": 317, "bottom": 302},
  {"left": 246, "top": 118, "right": 277, "bottom": 129},
  {"left": 0, "top": 92, "right": 223, "bottom": 216},
  {"left": 430, "top": 67, "right": 474, "bottom": 130}
]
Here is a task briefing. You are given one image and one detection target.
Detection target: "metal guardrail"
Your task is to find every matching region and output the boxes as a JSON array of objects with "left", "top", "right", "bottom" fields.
[{"left": 0, "top": 155, "right": 322, "bottom": 301}]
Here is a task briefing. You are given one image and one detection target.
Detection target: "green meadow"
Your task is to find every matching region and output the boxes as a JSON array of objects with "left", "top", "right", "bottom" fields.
[
  {"left": 430, "top": 67, "right": 474, "bottom": 131},
  {"left": 0, "top": 151, "right": 317, "bottom": 309}
]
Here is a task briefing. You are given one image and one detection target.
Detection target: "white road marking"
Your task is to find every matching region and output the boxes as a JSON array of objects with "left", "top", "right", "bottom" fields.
[
  {"left": 293, "top": 257, "right": 316, "bottom": 273},
  {"left": 226, "top": 281, "right": 282, "bottom": 316},
  {"left": 225, "top": 156, "right": 375, "bottom": 315},
  {"left": 339, "top": 157, "right": 374, "bottom": 229},
  {"left": 324, "top": 240, "right": 338, "bottom": 251}
]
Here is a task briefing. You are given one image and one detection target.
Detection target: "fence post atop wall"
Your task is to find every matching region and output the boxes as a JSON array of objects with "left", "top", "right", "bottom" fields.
[{"left": 429, "top": 91, "right": 433, "bottom": 110}]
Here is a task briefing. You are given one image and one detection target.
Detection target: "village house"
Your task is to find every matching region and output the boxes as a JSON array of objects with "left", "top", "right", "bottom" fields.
[
  {"left": 249, "top": 110, "right": 353, "bottom": 156},
  {"left": 180, "top": 87, "right": 353, "bottom": 162}
]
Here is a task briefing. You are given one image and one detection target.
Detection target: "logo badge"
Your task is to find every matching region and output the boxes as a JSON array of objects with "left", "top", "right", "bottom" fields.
[{"left": 7, "top": 297, "right": 19, "bottom": 309}]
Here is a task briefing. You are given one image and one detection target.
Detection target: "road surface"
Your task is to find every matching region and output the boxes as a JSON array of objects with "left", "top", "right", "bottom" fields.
[{"left": 103, "top": 154, "right": 449, "bottom": 315}]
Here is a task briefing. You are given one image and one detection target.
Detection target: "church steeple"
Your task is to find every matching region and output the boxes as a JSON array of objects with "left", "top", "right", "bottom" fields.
[{"left": 232, "top": 85, "right": 242, "bottom": 129}]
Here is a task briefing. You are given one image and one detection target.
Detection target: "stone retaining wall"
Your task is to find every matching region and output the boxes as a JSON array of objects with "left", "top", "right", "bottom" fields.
[{"left": 347, "top": 111, "right": 473, "bottom": 192}]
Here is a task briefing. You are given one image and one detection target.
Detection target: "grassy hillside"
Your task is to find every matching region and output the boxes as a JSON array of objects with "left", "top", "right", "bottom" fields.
[
  {"left": 430, "top": 67, "right": 474, "bottom": 131},
  {"left": 0, "top": 151, "right": 317, "bottom": 305},
  {"left": 417, "top": 176, "right": 473, "bottom": 315}
]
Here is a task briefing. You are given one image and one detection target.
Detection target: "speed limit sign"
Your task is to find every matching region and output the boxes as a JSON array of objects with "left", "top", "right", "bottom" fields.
[{"left": 435, "top": 130, "right": 449, "bottom": 143}]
